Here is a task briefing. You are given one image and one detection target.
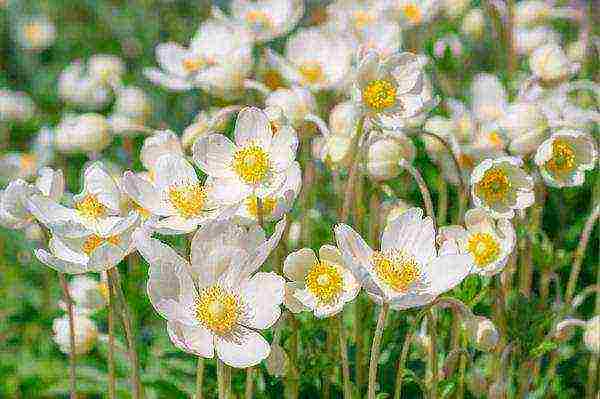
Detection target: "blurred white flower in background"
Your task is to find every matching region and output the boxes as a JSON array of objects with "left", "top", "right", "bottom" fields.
[
  {"left": 0, "top": 89, "right": 36, "bottom": 123},
  {"left": 53, "top": 311, "right": 99, "bottom": 355},
  {"left": 366, "top": 130, "right": 416, "bottom": 181},
  {"left": 229, "top": 0, "right": 304, "bottom": 43},
  {"left": 54, "top": 113, "right": 112, "bottom": 155},
  {"left": 16, "top": 15, "right": 56, "bottom": 51}
]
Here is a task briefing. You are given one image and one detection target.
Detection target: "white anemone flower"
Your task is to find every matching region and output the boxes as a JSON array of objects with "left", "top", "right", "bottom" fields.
[
  {"left": 534, "top": 129, "right": 597, "bottom": 188},
  {"left": 27, "top": 162, "right": 125, "bottom": 236},
  {"left": 334, "top": 208, "right": 473, "bottom": 309},
  {"left": 235, "top": 162, "right": 301, "bottom": 224},
  {"left": 122, "top": 154, "right": 237, "bottom": 235},
  {"left": 193, "top": 107, "right": 298, "bottom": 205},
  {"left": 265, "top": 27, "right": 353, "bottom": 91},
  {"left": 16, "top": 15, "right": 56, "bottom": 51},
  {"left": 229, "top": 0, "right": 304, "bottom": 43},
  {"left": 386, "top": 0, "right": 441, "bottom": 27},
  {"left": 471, "top": 157, "right": 534, "bottom": 219},
  {"left": 470, "top": 74, "right": 508, "bottom": 125},
  {"left": 283, "top": 245, "right": 359, "bottom": 318},
  {"left": 58, "top": 61, "right": 112, "bottom": 111},
  {"left": 35, "top": 211, "right": 139, "bottom": 274},
  {"left": 133, "top": 218, "right": 287, "bottom": 368},
  {"left": 139, "top": 130, "right": 184, "bottom": 174},
  {"left": 264, "top": 86, "right": 317, "bottom": 129},
  {"left": 0, "top": 128, "right": 55, "bottom": 182},
  {"left": 53, "top": 311, "right": 99, "bottom": 355},
  {"left": 352, "top": 51, "right": 429, "bottom": 127},
  {"left": 0, "top": 89, "right": 36, "bottom": 122},
  {"left": 144, "top": 18, "right": 253, "bottom": 98},
  {"left": 440, "top": 208, "right": 516, "bottom": 277},
  {"left": 0, "top": 168, "right": 64, "bottom": 230}
]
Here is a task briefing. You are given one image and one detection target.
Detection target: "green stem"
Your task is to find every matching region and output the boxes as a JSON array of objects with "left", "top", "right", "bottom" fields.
[
  {"left": 340, "top": 116, "right": 366, "bottom": 222},
  {"left": 399, "top": 160, "right": 436, "bottom": 230},
  {"left": 107, "top": 275, "right": 116, "bottom": 399},
  {"left": 195, "top": 358, "right": 204, "bottom": 399},
  {"left": 58, "top": 273, "right": 77, "bottom": 399},
  {"left": 244, "top": 367, "right": 254, "bottom": 399},
  {"left": 337, "top": 313, "right": 352, "bottom": 399},
  {"left": 428, "top": 310, "right": 438, "bottom": 399},
  {"left": 368, "top": 303, "right": 389, "bottom": 399}
]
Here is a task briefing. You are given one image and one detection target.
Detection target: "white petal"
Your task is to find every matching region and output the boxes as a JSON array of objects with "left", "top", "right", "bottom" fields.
[
  {"left": 144, "top": 68, "right": 194, "bottom": 91},
  {"left": 240, "top": 272, "right": 285, "bottom": 329},
  {"left": 216, "top": 328, "right": 270, "bottom": 368},
  {"left": 154, "top": 154, "right": 199, "bottom": 192},
  {"left": 167, "top": 321, "right": 214, "bottom": 358},
  {"left": 79, "top": 162, "right": 121, "bottom": 212},
  {"left": 234, "top": 107, "right": 272, "bottom": 148},
  {"left": 35, "top": 248, "right": 86, "bottom": 274},
  {"left": 192, "top": 134, "right": 237, "bottom": 179},
  {"left": 121, "top": 171, "right": 168, "bottom": 216},
  {"left": 283, "top": 248, "right": 317, "bottom": 281},
  {"left": 155, "top": 42, "right": 189, "bottom": 77},
  {"left": 425, "top": 254, "right": 473, "bottom": 296}
]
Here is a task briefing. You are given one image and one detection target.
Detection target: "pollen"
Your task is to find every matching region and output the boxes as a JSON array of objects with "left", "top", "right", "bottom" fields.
[
  {"left": 362, "top": 79, "right": 397, "bottom": 112},
  {"left": 82, "top": 234, "right": 120, "bottom": 255},
  {"left": 23, "top": 23, "right": 43, "bottom": 43},
  {"left": 298, "top": 62, "right": 324, "bottom": 85},
  {"left": 546, "top": 139, "right": 576, "bottom": 175},
  {"left": 352, "top": 10, "right": 375, "bottom": 29},
  {"left": 402, "top": 4, "right": 422, "bottom": 24},
  {"left": 372, "top": 249, "right": 420, "bottom": 293},
  {"left": 195, "top": 285, "right": 240, "bottom": 335},
  {"left": 232, "top": 145, "right": 271, "bottom": 185},
  {"left": 75, "top": 194, "right": 108, "bottom": 219},
  {"left": 245, "top": 10, "right": 272, "bottom": 30},
  {"left": 305, "top": 260, "right": 344, "bottom": 304},
  {"left": 467, "top": 232, "right": 501, "bottom": 267},
  {"left": 182, "top": 57, "right": 204, "bottom": 73},
  {"left": 168, "top": 183, "right": 207, "bottom": 219},
  {"left": 475, "top": 167, "right": 511, "bottom": 204},
  {"left": 245, "top": 195, "right": 277, "bottom": 219},
  {"left": 20, "top": 154, "right": 37, "bottom": 172}
]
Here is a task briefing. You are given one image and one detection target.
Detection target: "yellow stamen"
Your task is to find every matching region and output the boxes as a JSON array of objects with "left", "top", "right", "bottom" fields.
[
  {"left": 75, "top": 195, "right": 108, "bottom": 219},
  {"left": 459, "top": 154, "right": 475, "bottom": 170},
  {"left": 545, "top": 139, "right": 576, "bottom": 175},
  {"left": 182, "top": 57, "right": 204, "bottom": 73},
  {"left": 168, "top": 183, "right": 207, "bottom": 219},
  {"left": 298, "top": 62, "right": 324, "bottom": 85},
  {"left": 263, "top": 69, "right": 284, "bottom": 91},
  {"left": 402, "top": 4, "right": 422, "bottom": 24},
  {"left": 82, "top": 234, "right": 120, "bottom": 255},
  {"left": 195, "top": 285, "right": 240, "bottom": 334},
  {"left": 232, "top": 145, "right": 271, "bottom": 185},
  {"left": 372, "top": 249, "right": 420, "bottom": 293},
  {"left": 362, "top": 79, "right": 397, "bottom": 112},
  {"left": 20, "top": 154, "right": 37, "bottom": 172},
  {"left": 488, "top": 131, "right": 504, "bottom": 147},
  {"left": 475, "top": 167, "right": 511, "bottom": 204},
  {"left": 245, "top": 10, "right": 272, "bottom": 30},
  {"left": 245, "top": 195, "right": 277, "bottom": 219},
  {"left": 467, "top": 232, "right": 501, "bottom": 267},
  {"left": 305, "top": 260, "right": 344, "bottom": 304},
  {"left": 352, "top": 10, "right": 375, "bottom": 29},
  {"left": 23, "top": 23, "right": 42, "bottom": 43}
]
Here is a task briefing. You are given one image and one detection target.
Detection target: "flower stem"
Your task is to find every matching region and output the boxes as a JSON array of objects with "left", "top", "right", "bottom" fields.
[
  {"left": 399, "top": 159, "right": 436, "bottom": 230},
  {"left": 436, "top": 173, "right": 448, "bottom": 226},
  {"left": 340, "top": 116, "right": 366, "bottom": 222},
  {"left": 217, "top": 359, "right": 228, "bottom": 399},
  {"left": 107, "top": 274, "right": 116, "bottom": 399},
  {"left": 244, "top": 367, "right": 254, "bottom": 399},
  {"left": 107, "top": 268, "right": 142, "bottom": 399},
  {"left": 368, "top": 303, "right": 389, "bottom": 399},
  {"left": 285, "top": 316, "right": 300, "bottom": 399},
  {"left": 428, "top": 310, "right": 439, "bottom": 399},
  {"left": 195, "top": 357, "right": 204, "bottom": 399},
  {"left": 58, "top": 273, "right": 77, "bottom": 399},
  {"left": 337, "top": 313, "right": 352, "bottom": 399}
]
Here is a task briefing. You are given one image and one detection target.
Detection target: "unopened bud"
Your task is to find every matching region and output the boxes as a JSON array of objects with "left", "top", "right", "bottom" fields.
[
  {"left": 466, "top": 316, "right": 500, "bottom": 352},
  {"left": 584, "top": 316, "right": 600, "bottom": 354},
  {"left": 266, "top": 342, "right": 288, "bottom": 377}
]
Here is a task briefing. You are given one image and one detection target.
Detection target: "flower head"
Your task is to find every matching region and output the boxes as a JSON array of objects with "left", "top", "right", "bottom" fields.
[
  {"left": 229, "top": 0, "right": 304, "bottom": 43},
  {"left": 471, "top": 157, "right": 534, "bottom": 219},
  {"left": 335, "top": 208, "right": 472, "bottom": 309},
  {"left": 534, "top": 129, "right": 597, "bottom": 188},
  {"left": 134, "top": 218, "right": 286, "bottom": 368}
]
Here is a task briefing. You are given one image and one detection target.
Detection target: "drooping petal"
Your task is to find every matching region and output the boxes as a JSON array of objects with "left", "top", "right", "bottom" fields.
[
  {"left": 215, "top": 328, "right": 270, "bottom": 368},
  {"left": 167, "top": 320, "right": 215, "bottom": 358},
  {"left": 283, "top": 248, "right": 317, "bottom": 282},
  {"left": 35, "top": 248, "right": 86, "bottom": 274}
]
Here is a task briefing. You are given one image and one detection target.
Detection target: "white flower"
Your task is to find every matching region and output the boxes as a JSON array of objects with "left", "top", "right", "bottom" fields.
[
  {"left": 54, "top": 113, "right": 112, "bottom": 154},
  {"left": 139, "top": 130, "right": 184, "bottom": 173},
  {"left": 464, "top": 315, "right": 499, "bottom": 352},
  {"left": 514, "top": 0, "right": 552, "bottom": 27},
  {"left": 87, "top": 54, "right": 125, "bottom": 87},
  {"left": 440, "top": 208, "right": 516, "bottom": 276},
  {"left": 387, "top": 0, "right": 440, "bottom": 27},
  {"left": 471, "top": 74, "right": 507, "bottom": 124},
  {"left": 35, "top": 211, "right": 139, "bottom": 274},
  {"left": 471, "top": 157, "right": 534, "bottom": 219},
  {"left": 366, "top": 130, "right": 416, "bottom": 181},
  {"left": 229, "top": 0, "right": 304, "bottom": 43},
  {"left": 334, "top": 208, "right": 473, "bottom": 309},
  {"left": 264, "top": 86, "right": 317, "bottom": 128},
  {"left": 122, "top": 154, "right": 237, "bottom": 235},
  {"left": 514, "top": 26, "right": 559, "bottom": 56},
  {"left": 193, "top": 107, "right": 298, "bottom": 205},
  {"left": 540, "top": 80, "right": 600, "bottom": 131},
  {"left": 499, "top": 101, "right": 549, "bottom": 156},
  {"left": 133, "top": 218, "right": 286, "bottom": 368},
  {"left": 58, "top": 61, "right": 113, "bottom": 110},
  {"left": 67, "top": 275, "right": 108, "bottom": 313},
  {"left": 265, "top": 27, "right": 353, "bottom": 91},
  {"left": 534, "top": 129, "right": 597, "bottom": 188},
  {"left": 584, "top": 316, "right": 600, "bottom": 354},
  {"left": 27, "top": 162, "right": 125, "bottom": 236},
  {"left": 109, "top": 86, "right": 152, "bottom": 135},
  {"left": 283, "top": 245, "right": 359, "bottom": 318},
  {"left": 0, "top": 167, "right": 64, "bottom": 230},
  {"left": 53, "top": 311, "right": 99, "bottom": 355},
  {"left": 441, "top": 0, "right": 470, "bottom": 18},
  {"left": 16, "top": 15, "right": 56, "bottom": 51},
  {"left": 0, "top": 89, "right": 36, "bottom": 123},
  {"left": 352, "top": 51, "right": 429, "bottom": 127},
  {"left": 529, "top": 43, "right": 578, "bottom": 83},
  {"left": 144, "top": 18, "right": 253, "bottom": 98}
]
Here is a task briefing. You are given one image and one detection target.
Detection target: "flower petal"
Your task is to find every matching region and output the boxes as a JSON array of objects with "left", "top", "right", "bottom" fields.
[
  {"left": 192, "top": 134, "right": 237, "bottom": 179},
  {"left": 283, "top": 248, "right": 317, "bottom": 282},
  {"left": 216, "top": 328, "right": 270, "bottom": 368},
  {"left": 240, "top": 272, "right": 285, "bottom": 329},
  {"left": 167, "top": 321, "right": 214, "bottom": 358},
  {"left": 234, "top": 107, "right": 272, "bottom": 148}
]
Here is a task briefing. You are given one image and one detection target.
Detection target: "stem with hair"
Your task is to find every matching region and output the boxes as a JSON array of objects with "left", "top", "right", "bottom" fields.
[
  {"left": 217, "top": 359, "right": 227, "bottom": 399},
  {"left": 107, "top": 274, "right": 116, "bottom": 399},
  {"left": 368, "top": 303, "right": 389, "bottom": 399},
  {"left": 107, "top": 267, "right": 142, "bottom": 399},
  {"left": 437, "top": 173, "right": 448, "bottom": 226},
  {"left": 337, "top": 313, "right": 352, "bottom": 399},
  {"left": 244, "top": 367, "right": 254, "bottom": 399},
  {"left": 340, "top": 116, "right": 366, "bottom": 222},
  {"left": 58, "top": 273, "right": 77, "bottom": 399},
  {"left": 195, "top": 358, "right": 204, "bottom": 399},
  {"left": 399, "top": 159, "right": 436, "bottom": 229},
  {"left": 428, "top": 310, "right": 439, "bottom": 399}
]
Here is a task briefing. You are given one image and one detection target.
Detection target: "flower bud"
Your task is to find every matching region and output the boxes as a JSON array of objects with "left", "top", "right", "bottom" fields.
[
  {"left": 465, "top": 316, "right": 500, "bottom": 352},
  {"left": 329, "top": 101, "right": 360, "bottom": 137},
  {"left": 367, "top": 133, "right": 416, "bottom": 181},
  {"left": 584, "top": 316, "right": 600, "bottom": 354},
  {"left": 17, "top": 16, "right": 56, "bottom": 51},
  {"left": 55, "top": 113, "right": 111, "bottom": 154},
  {"left": 182, "top": 114, "right": 211, "bottom": 150},
  {"left": 461, "top": 8, "right": 485, "bottom": 39},
  {"left": 0, "top": 90, "right": 36, "bottom": 123},
  {"left": 287, "top": 221, "right": 301, "bottom": 249},
  {"left": 88, "top": 54, "right": 125, "bottom": 85},
  {"left": 113, "top": 86, "right": 152, "bottom": 124},
  {"left": 52, "top": 312, "right": 99, "bottom": 355},
  {"left": 530, "top": 44, "right": 574, "bottom": 83},
  {"left": 69, "top": 276, "right": 107, "bottom": 313},
  {"left": 265, "top": 87, "right": 317, "bottom": 129}
]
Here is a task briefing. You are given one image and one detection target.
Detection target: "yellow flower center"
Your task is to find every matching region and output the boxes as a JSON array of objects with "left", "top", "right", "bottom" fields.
[
  {"left": 131, "top": 201, "right": 151, "bottom": 219},
  {"left": 195, "top": 285, "right": 240, "bottom": 335},
  {"left": 298, "top": 62, "right": 324, "bottom": 85},
  {"left": 168, "top": 183, "right": 207, "bottom": 219},
  {"left": 362, "top": 79, "right": 397, "bottom": 112},
  {"left": 402, "top": 4, "right": 422, "bottom": 24},
  {"left": 476, "top": 167, "right": 511, "bottom": 204},
  {"left": 82, "top": 234, "right": 120, "bottom": 255},
  {"left": 305, "top": 260, "right": 344, "bottom": 304},
  {"left": 246, "top": 10, "right": 272, "bottom": 30},
  {"left": 182, "top": 57, "right": 204, "bottom": 73},
  {"left": 459, "top": 154, "right": 475, "bottom": 170},
  {"left": 264, "top": 69, "right": 284, "bottom": 90},
  {"left": 546, "top": 139, "right": 576, "bottom": 174},
  {"left": 352, "top": 10, "right": 375, "bottom": 29},
  {"left": 245, "top": 195, "right": 277, "bottom": 219},
  {"left": 75, "top": 195, "right": 108, "bottom": 219},
  {"left": 372, "top": 250, "right": 420, "bottom": 293},
  {"left": 488, "top": 131, "right": 504, "bottom": 147},
  {"left": 20, "top": 154, "right": 37, "bottom": 172},
  {"left": 24, "top": 23, "right": 43, "bottom": 43},
  {"left": 232, "top": 145, "right": 271, "bottom": 185},
  {"left": 467, "top": 232, "right": 501, "bottom": 267}
]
